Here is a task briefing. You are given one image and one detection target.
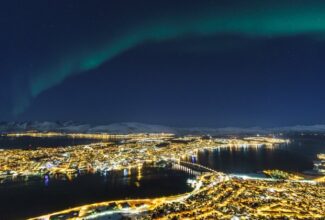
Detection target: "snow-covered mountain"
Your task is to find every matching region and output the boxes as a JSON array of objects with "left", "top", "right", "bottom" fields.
[
  {"left": 0, "top": 121, "right": 89, "bottom": 133},
  {"left": 271, "top": 124, "right": 325, "bottom": 132},
  {"left": 1, "top": 121, "right": 325, "bottom": 135},
  {"left": 0, "top": 121, "right": 174, "bottom": 134},
  {"left": 88, "top": 122, "right": 175, "bottom": 134}
]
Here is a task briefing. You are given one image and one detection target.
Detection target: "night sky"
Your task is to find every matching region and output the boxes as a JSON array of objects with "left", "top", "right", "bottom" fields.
[{"left": 1, "top": 0, "right": 325, "bottom": 127}]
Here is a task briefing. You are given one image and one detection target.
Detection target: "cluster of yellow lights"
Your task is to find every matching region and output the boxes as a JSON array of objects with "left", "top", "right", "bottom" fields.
[
  {"left": 0, "top": 133, "right": 287, "bottom": 181},
  {"left": 1, "top": 133, "right": 323, "bottom": 219},
  {"left": 6, "top": 132, "right": 174, "bottom": 140}
]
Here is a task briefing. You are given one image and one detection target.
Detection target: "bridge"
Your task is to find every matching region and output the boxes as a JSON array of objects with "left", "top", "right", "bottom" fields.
[{"left": 170, "top": 159, "right": 218, "bottom": 175}]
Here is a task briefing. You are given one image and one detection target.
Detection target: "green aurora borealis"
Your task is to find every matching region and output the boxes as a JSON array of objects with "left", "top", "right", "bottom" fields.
[{"left": 7, "top": 1, "right": 325, "bottom": 115}]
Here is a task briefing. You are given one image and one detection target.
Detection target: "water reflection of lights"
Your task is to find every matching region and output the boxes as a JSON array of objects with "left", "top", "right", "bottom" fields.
[
  {"left": 191, "top": 155, "right": 197, "bottom": 163},
  {"left": 123, "top": 169, "right": 128, "bottom": 177},
  {"left": 137, "top": 165, "right": 142, "bottom": 181},
  {"left": 44, "top": 175, "right": 49, "bottom": 186}
]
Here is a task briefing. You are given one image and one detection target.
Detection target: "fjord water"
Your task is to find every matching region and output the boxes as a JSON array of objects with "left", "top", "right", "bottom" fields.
[
  {"left": 0, "top": 135, "right": 98, "bottom": 149},
  {"left": 0, "top": 167, "right": 193, "bottom": 219},
  {"left": 191, "top": 134, "right": 324, "bottom": 173}
]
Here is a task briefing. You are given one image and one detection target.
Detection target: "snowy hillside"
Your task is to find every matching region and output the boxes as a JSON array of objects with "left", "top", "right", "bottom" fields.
[{"left": 1, "top": 121, "right": 325, "bottom": 134}]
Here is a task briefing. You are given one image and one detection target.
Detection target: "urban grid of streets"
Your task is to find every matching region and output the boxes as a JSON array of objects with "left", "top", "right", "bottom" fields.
[{"left": 0, "top": 132, "right": 324, "bottom": 219}]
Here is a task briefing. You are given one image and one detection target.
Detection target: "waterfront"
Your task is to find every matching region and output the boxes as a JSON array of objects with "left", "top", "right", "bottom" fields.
[
  {"left": 185, "top": 134, "right": 324, "bottom": 174},
  {"left": 0, "top": 133, "right": 324, "bottom": 219},
  {"left": 31, "top": 173, "right": 325, "bottom": 220},
  {"left": 0, "top": 167, "right": 192, "bottom": 219},
  {"left": 0, "top": 135, "right": 99, "bottom": 149},
  {"left": 192, "top": 143, "right": 314, "bottom": 173}
]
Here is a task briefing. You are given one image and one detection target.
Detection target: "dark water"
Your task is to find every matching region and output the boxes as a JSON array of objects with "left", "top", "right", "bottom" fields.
[
  {"left": 0, "top": 136, "right": 99, "bottom": 149},
  {"left": 0, "top": 167, "right": 192, "bottom": 219},
  {"left": 188, "top": 134, "right": 324, "bottom": 173}
]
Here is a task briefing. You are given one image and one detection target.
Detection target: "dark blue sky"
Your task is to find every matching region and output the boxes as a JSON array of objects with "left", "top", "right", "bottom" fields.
[{"left": 1, "top": 0, "right": 325, "bottom": 127}]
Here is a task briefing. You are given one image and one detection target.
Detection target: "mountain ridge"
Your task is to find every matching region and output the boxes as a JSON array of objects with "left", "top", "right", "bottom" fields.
[{"left": 1, "top": 121, "right": 325, "bottom": 135}]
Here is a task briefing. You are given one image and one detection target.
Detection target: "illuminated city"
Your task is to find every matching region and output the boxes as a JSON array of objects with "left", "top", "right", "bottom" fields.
[
  {"left": 0, "top": 133, "right": 286, "bottom": 181},
  {"left": 20, "top": 134, "right": 323, "bottom": 220},
  {"left": 0, "top": 132, "right": 323, "bottom": 219}
]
